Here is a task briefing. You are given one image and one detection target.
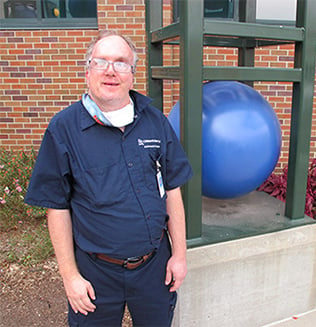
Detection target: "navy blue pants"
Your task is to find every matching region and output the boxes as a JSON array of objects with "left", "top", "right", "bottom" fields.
[{"left": 68, "top": 233, "right": 177, "bottom": 327}]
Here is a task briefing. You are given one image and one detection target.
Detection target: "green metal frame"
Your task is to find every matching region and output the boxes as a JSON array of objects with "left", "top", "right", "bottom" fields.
[
  {"left": 145, "top": 0, "right": 316, "bottom": 241},
  {"left": 1, "top": 18, "right": 98, "bottom": 29}
]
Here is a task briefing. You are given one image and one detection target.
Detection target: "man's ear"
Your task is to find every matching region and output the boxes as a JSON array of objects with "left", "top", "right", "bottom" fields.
[{"left": 85, "top": 69, "right": 90, "bottom": 88}]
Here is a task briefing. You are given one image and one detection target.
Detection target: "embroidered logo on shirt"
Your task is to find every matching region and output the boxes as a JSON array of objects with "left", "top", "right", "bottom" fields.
[{"left": 138, "top": 138, "right": 161, "bottom": 149}]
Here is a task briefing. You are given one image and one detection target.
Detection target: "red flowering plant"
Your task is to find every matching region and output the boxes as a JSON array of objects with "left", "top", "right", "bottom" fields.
[
  {"left": 258, "top": 158, "right": 316, "bottom": 219},
  {"left": 0, "top": 148, "right": 46, "bottom": 231}
]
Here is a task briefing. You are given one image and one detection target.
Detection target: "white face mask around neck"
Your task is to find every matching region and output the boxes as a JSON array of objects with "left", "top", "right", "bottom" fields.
[{"left": 102, "top": 100, "right": 134, "bottom": 128}]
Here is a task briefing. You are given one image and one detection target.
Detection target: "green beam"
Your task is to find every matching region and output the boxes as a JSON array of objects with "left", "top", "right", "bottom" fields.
[
  {"left": 151, "top": 20, "right": 304, "bottom": 44},
  {"left": 285, "top": 0, "right": 316, "bottom": 219},
  {"left": 204, "top": 20, "right": 304, "bottom": 41},
  {"left": 151, "top": 22, "right": 181, "bottom": 43},
  {"left": 145, "top": 0, "right": 163, "bottom": 110},
  {"left": 151, "top": 66, "right": 302, "bottom": 82},
  {"left": 151, "top": 66, "right": 180, "bottom": 80},
  {"left": 179, "top": 0, "right": 203, "bottom": 240},
  {"left": 238, "top": 0, "right": 256, "bottom": 87},
  {"left": 165, "top": 38, "right": 293, "bottom": 49},
  {"left": 203, "top": 66, "right": 302, "bottom": 82}
]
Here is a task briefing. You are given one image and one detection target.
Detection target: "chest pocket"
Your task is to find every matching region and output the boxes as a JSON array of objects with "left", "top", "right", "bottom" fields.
[{"left": 80, "top": 155, "right": 127, "bottom": 206}]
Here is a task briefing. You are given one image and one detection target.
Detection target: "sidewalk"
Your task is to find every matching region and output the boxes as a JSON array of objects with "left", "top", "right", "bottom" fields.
[{"left": 263, "top": 309, "right": 316, "bottom": 327}]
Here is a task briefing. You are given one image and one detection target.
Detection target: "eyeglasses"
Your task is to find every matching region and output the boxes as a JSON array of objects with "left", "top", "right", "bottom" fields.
[{"left": 88, "top": 58, "right": 134, "bottom": 73}]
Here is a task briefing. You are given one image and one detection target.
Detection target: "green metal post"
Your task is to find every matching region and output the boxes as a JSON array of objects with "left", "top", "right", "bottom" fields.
[
  {"left": 145, "top": 0, "right": 163, "bottom": 110},
  {"left": 238, "top": 0, "right": 256, "bottom": 87},
  {"left": 179, "top": 0, "right": 204, "bottom": 239},
  {"left": 285, "top": 0, "right": 316, "bottom": 219}
]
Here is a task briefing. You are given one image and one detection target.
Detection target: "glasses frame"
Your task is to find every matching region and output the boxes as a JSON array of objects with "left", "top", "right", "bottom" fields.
[{"left": 88, "top": 57, "right": 135, "bottom": 74}]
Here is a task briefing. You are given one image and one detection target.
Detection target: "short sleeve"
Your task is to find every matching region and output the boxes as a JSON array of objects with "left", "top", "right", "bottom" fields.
[
  {"left": 25, "top": 129, "right": 72, "bottom": 209},
  {"left": 163, "top": 118, "right": 193, "bottom": 190}
]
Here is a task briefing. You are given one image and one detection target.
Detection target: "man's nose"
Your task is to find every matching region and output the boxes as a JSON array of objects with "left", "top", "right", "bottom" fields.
[{"left": 104, "top": 62, "right": 116, "bottom": 74}]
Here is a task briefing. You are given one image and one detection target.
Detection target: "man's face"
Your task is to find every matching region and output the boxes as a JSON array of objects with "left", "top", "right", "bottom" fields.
[{"left": 86, "top": 35, "right": 134, "bottom": 111}]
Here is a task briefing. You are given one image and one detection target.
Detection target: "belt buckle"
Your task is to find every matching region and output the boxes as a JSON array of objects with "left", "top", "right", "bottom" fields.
[{"left": 123, "top": 256, "right": 143, "bottom": 269}]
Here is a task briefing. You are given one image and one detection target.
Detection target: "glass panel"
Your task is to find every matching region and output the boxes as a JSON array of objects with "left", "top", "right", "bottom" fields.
[
  {"left": 256, "top": 0, "right": 296, "bottom": 25},
  {"left": 2, "top": 0, "right": 37, "bottom": 18},
  {"left": 42, "top": 0, "right": 97, "bottom": 18},
  {"left": 42, "top": 0, "right": 61, "bottom": 18},
  {"left": 173, "top": 0, "right": 237, "bottom": 22},
  {"left": 204, "top": 0, "right": 234, "bottom": 19},
  {"left": 0, "top": 0, "right": 97, "bottom": 19},
  {"left": 67, "top": 0, "right": 97, "bottom": 18}
]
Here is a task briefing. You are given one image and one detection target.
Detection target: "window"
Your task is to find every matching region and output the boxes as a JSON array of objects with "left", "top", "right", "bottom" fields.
[
  {"left": 0, "top": 0, "right": 98, "bottom": 29},
  {"left": 256, "top": 0, "right": 296, "bottom": 25},
  {"left": 173, "top": 0, "right": 238, "bottom": 22}
]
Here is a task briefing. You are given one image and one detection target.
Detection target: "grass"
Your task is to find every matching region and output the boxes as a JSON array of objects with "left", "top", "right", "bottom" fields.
[
  {"left": 4, "top": 221, "right": 53, "bottom": 266},
  {"left": 0, "top": 148, "right": 53, "bottom": 266}
]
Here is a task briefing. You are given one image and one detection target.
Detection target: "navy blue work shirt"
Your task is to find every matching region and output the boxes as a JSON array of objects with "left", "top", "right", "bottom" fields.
[{"left": 25, "top": 91, "right": 193, "bottom": 259}]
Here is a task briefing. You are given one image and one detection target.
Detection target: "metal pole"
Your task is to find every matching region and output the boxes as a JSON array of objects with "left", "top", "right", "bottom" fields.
[
  {"left": 179, "top": 0, "right": 204, "bottom": 239},
  {"left": 285, "top": 0, "right": 316, "bottom": 219}
]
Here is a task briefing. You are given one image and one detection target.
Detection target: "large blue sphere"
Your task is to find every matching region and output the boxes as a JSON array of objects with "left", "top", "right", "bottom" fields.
[{"left": 168, "top": 81, "right": 281, "bottom": 199}]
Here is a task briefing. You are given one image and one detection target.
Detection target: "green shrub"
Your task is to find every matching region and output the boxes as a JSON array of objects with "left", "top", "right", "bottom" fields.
[
  {"left": 0, "top": 148, "right": 46, "bottom": 231},
  {"left": 0, "top": 148, "right": 53, "bottom": 265}
]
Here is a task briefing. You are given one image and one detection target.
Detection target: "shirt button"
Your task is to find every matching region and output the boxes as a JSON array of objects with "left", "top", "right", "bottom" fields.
[{"left": 128, "top": 162, "right": 133, "bottom": 167}]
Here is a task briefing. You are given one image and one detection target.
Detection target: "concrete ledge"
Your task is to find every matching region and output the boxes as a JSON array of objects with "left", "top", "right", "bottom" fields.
[
  {"left": 174, "top": 224, "right": 316, "bottom": 326},
  {"left": 188, "top": 192, "right": 316, "bottom": 248}
]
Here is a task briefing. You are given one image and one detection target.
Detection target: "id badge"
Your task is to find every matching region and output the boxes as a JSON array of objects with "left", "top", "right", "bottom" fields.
[{"left": 156, "top": 170, "right": 165, "bottom": 198}]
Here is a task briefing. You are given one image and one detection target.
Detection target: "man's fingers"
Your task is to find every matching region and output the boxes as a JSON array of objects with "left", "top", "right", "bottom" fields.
[
  {"left": 65, "top": 277, "right": 96, "bottom": 315},
  {"left": 69, "top": 295, "right": 96, "bottom": 316},
  {"left": 165, "top": 267, "right": 173, "bottom": 286},
  {"left": 169, "top": 278, "right": 183, "bottom": 292},
  {"left": 87, "top": 283, "right": 96, "bottom": 301},
  {"left": 80, "top": 296, "right": 96, "bottom": 315}
]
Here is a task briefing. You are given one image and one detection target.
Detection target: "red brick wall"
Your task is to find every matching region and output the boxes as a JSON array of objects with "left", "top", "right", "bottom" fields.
[
  {"left": 0, "top": 0, "right": 148, "bottom": 150},
  {"left": 0, "top": 0, "right": 315, "bottom": 174},
  {"left": 0, "top": 29, "right": 97, "bottom": 148}
]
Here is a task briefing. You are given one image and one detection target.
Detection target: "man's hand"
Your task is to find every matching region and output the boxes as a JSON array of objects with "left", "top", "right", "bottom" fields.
[
  {"left": 63, "top": 273, "right": 96, "bottom": 315},
  {"left": 47, "top": 209, "right": 96, "bottom": 315},
  {"left": 165, "top": 255, "right": 187, "bottom": 292},
  {"left": 165, "top": 188, "right": 188, "bottom": 292}
]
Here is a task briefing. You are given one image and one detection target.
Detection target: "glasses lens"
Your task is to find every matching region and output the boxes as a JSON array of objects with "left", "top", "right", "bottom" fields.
[
  {"left": 113, "top": 62, "right": 131, "bottom": 73},
  {"left": 90, "top": 58, "right": 108, "bottom": 70},
  {"left": 89, "top": 58, "right": 132, "bottom": 73}
]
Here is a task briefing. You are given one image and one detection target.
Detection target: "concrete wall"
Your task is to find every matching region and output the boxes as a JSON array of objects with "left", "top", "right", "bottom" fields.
[{"left": 173, "top": 225, "right": 316, "bottom": 326}]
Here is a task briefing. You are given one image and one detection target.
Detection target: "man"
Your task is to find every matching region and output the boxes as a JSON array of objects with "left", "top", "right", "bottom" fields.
[{"left": 25, "top": 30, "right": 192, "bottom": 327}]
